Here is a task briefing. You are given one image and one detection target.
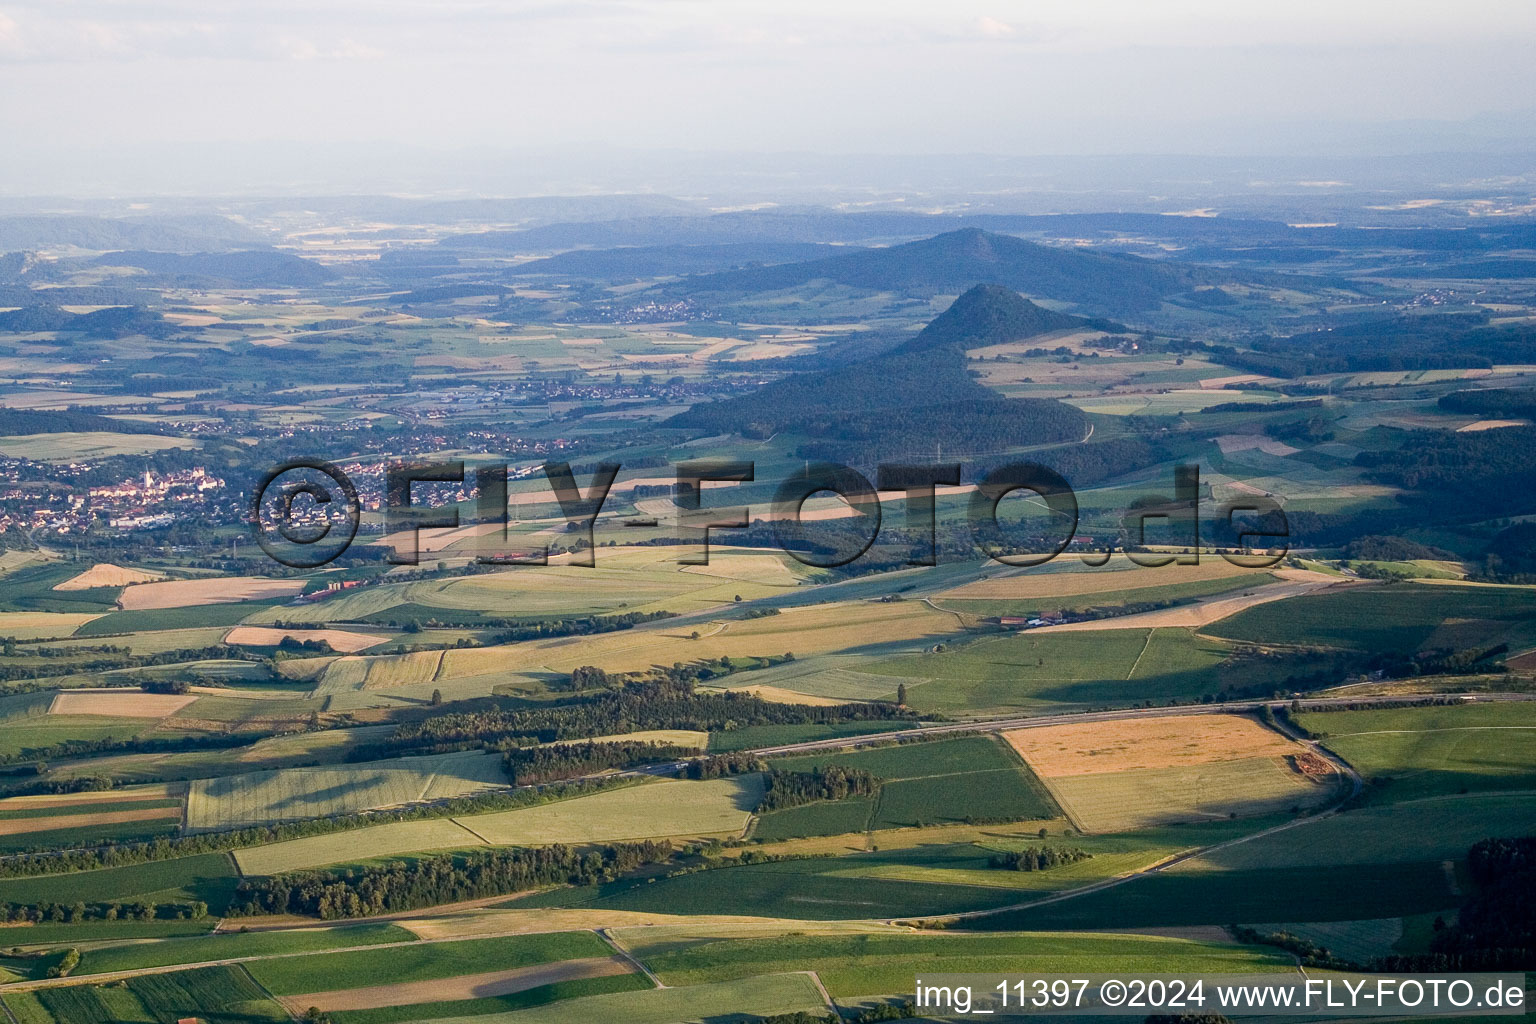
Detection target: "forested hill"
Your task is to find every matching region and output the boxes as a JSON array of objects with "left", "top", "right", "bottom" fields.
[
  {"left": 896, "top": 283, "right": 1095, "bottom": 352},
  {"left": 667, "top": 284, "right": 1091, "bottom": 459},
  {"left": 663, "top": 228, "right": 1224, "bottom": 315}
]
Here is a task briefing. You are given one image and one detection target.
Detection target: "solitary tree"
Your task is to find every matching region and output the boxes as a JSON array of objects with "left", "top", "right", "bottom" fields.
[{"left": 896, "top": 683, "right": 908, "bottom": 706}]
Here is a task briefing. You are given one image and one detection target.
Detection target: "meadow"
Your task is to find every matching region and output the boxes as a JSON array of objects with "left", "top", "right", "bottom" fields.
[
  {"left": 1294, "top": 701, "right": 1536, "bottom": 802},
  {"left": 0, "top": 852, "right": 239, "bottom": 910},
  {"left": 1209, "top": 581, "right": 1536, "bottom": 653},
  {"left": 865, "top": 627, "right": 1278, "bottom": 713}
]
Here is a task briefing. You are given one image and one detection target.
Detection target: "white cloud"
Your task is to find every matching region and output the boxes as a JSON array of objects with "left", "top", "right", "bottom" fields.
[{"left": 976, "top": 16, "right": 1014, "bottom": 38}]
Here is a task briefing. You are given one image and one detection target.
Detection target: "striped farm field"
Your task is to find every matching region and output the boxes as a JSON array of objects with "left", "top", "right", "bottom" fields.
[
  {"left": 315, "top": 650, "right": 444, "bottom": 692},
  {"left": 1044, "top": 758, "right": 1334, "bottom": 833},
  {"left": 186, "top": 750, "right": 509, "bottom": 830},
  {"left": 235, "top": 776, "right": 763, "bottom": 875}
]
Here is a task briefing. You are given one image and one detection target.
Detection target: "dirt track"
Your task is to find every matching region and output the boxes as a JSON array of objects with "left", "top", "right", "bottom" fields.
[{"left": 277, "top": 955, "right": 636, "bottom": 1013}]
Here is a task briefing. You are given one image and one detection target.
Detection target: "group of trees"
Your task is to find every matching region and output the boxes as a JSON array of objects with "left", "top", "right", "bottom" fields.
[
  {"left": 229, "top": 840, "right": 676, "bottom": 919},
  {"left": 758, "top": 766, "right": 880, "bottom": 812},
  {"left": 350, "top": 678, "right": 912, "bottom": 761},
  {"left": 489, "top": 609, "right": 677, "bottom": 647},
  {"left": 1371, "top": 836, "right": 1534, "bottom": 971},
  {"left": 500, "top": 740, "right": 700, "bottom": 785},
  {"left": 986, "top": 846, "right": 1092, "bottom": 872},
  {"left": 0, "top": 899, "right": 205, "bottom": 924}
]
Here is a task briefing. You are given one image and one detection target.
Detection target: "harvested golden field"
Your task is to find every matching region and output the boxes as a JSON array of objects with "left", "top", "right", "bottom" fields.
[
  {"left": 117, "top": 576, "right": 307, "bottom": 610},
  {"left": 0, "top": 611, "right": 102, "bottom": 640},
  {"left": 52, "top": 562, "right": 165, "bottom": 591},
  {"left": 1043, "top": 757, "right": 1335, "bottom": 833},
  {"left": 0, "top": 805, "right": 178, "bottom": 837},
  {"left": 278, "top": 957, "right": 634, "bottom": 1014},
  {"left": 1003, "top": 714, "right": 1299, "bottom": 777},
  {"left": 936, "top": 558, "right": 1265, "bottom": 601},
  {"left": 46, "top": 691, "right": 198, "bottom": 718},
  {"left": 224, "top": 626, "right": 388, "bottom": 653}
]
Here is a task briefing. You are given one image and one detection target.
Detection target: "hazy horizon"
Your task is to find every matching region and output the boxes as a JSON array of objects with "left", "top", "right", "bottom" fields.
[{"left": 3, "top": 0, "right": 1536, "bottom": 196}]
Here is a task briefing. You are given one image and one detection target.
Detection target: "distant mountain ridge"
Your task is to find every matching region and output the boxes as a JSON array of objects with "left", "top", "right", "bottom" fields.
[
  {"left": 90, "top": 250, "right": 337, "bottom": 288},
  {"left": 665, "top": 228, "right": 1221, "bottom": 315}
]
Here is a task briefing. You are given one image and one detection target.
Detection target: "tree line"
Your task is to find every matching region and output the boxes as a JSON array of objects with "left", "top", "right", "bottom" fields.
[
  {"left": 349, "top": 677, "right": 912, "bottom": 761},
  {"left": 229, "top": 840, "right": 676, "bottom": 919},
  {"left": 0, "top": 777, "right": 628, "bottom": 878}
]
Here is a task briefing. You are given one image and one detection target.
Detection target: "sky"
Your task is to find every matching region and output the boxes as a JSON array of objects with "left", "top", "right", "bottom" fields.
[{"left": 2, "top": 0, "right": 1535, "bottom": 194}]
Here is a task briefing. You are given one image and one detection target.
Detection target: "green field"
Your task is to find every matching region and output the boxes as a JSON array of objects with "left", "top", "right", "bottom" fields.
[
  {"left": 865, "top": 627, "right": 1306, "bottom": 713},
  {"left": 763, "top": 735, "right": 1059, "bottom": 833},
  {"left": 936, "top": 572, "right": 1270, "bottom": 618},
  {"left": 1295, "top": 702, "right": 1536, "bottom": 803},
  {"left": 246, "top": 931, "right": 615, "bottom": 995},
  {"left": 411, "top": 973, "right": 826, "bottom": 1024},
  {"left": 0, "top": 852, "right": 239, "bottom": 911},
  {"left": 630, "top": 930, "right": 1292, "bottom": 996},
  {"left": 1190, "top": 792, "right": 1536, "bottom": 871},
  {"left": 27, "top": 964, "right": 286, "bottom": 1024},
  {"left": 964, "top": 859, "right": 1456, "bottom": 931},
  {"left": 331, "top": 975, "right": 652, "bottom": 1024},
  {"left": 1208, "top": 582, "right": 1536, "bottom": 652},
  {"left": 77, "top": 921, "right": 416, "bottom": 975}
]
